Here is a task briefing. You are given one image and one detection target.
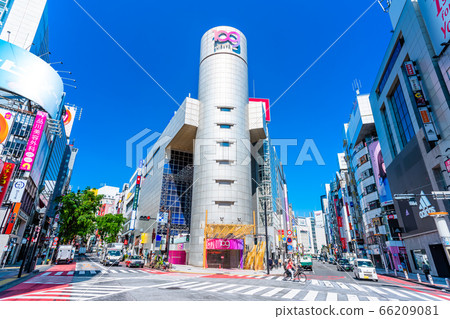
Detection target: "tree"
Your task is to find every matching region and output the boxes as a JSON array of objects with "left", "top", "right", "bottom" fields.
[
  {"left": 96, "top": 214, "right": 126, "bottom": 244},
  {"left": 56, "top": 188, "right": 103, "bottom": 244}
]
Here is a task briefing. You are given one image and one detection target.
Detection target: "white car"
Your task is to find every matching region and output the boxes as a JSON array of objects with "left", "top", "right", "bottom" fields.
[{"left": 353, "top": 258, "right": 378, "bottom": 282}]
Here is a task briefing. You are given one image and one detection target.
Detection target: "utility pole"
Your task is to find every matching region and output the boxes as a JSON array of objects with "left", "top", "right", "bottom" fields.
[
  {"left": 165, "top": 210, "right": 172, "bottom": 262},
  {"left": 264, "top": 201, "right": 270, "bottom": 275}
]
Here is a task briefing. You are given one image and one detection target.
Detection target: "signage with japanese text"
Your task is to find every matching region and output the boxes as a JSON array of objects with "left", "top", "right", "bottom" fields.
[
  {"left": 0, "top": 162, "right": 15, "bottom": 206},
  {"left": 19, "top": 111, "right": 47, "bottom": 171}
]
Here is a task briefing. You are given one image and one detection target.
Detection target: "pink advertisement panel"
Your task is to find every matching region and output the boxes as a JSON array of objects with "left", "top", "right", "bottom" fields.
[
  {"left": 19, "top": 111, "right": 47, "bottom": 171},
  {"left": 206, "top": 239, "right": 244, "bottom": 250}
]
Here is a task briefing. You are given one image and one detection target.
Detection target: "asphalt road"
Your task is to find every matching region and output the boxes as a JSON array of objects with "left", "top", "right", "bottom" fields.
[{"left": 0, "top": 256, "right": 449, "bottom": 301}]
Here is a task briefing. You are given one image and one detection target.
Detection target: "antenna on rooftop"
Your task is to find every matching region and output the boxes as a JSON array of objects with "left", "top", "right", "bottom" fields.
[{"left": 352, "top": 79, "right": 362, "bottom": 95}]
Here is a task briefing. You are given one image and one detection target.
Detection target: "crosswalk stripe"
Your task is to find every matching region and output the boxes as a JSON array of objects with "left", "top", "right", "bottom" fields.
[
  {"left": 41, "top": 272, "right": 51, "bottom": 276},
  {"left": 381, "top": 288, "right": 409, "bottom": 298},
  {"left": 399, "top": 290, "right": 433, "bottom": 301},
  {"left": 55, "top": 272, "right": 63, "bottom": 276},
  {"left": 39, "top": 292, "right": 100, "bottom": 297},
  {"left": 68, "top": 271, "right": 74, "bottom": 275},
  {"left": 225, "top": 285, "right": 252, "bottom": 293},
  {"left": 128, "top": 270, "right": 138, "bottom": 273},
  {"left": 347, "top": 294, "right": 359, "bottom": 301},
  {"left": 261, "top": 288, "right": 284, "bottom": 297},
  {"left": 109, "top": 270, "right": 118, "bottom": 273},
  {"left": 79, "top": 271, "right": 85, "bottom": 275},
  {"left": 336, "top": 282, "right": 349, "bottom": 289},
  {"left": 349, "top": 283, "right": 367, "bottom": 292},
  {"left": 389, "top": 298, "right": 399, "bottom": 301},
  {"left": 191, "top": 283, "right": 223, "bottom": 291},
  {"left": 282, "top": 289, "right": 301, "bottom": 299},
  {"left": 275, "top": 277, "right": 284, "bottom": 281},
  {"left": 302, "top": 290, "right": 319, "bottom": 301},
  {"left": 265, "top": 276, "right": 275, "bottom": 280},
  {"left": 181, "top": 282, "right": 212, "bottom": 289},
  {"left": 323, "top": 281, "right": 334, "bottom": 288},
  {"left": 138, "top": 270, "right": 148, "bottom": 273},
  {"left": 147, "top": 281, "right": 186, "bottom": 288},
  {"left": 90, "top": 271, "right": 97, "bottom": 275},
  {"left": 242, "top": 287, "right": 267, "bottom": 295},
  {"left": 310, "top": 279, "right": 319, "bottom": 286},
  {"left": 367, "top": 296, "right": 380, "bottom": 301},
  {"left": 119, "top": 270, "right": 128, "bottom": 273},
  {"left": 209, "top": 284, "right": 236, "bottom": 292},
  {"left": 366, "top": 286, "right": 386, "bottom": 294},
  {"left": 326, "top": 292, "right": 338, "bottom": 301},
  {"left": 3, "top": 296, "right": 84, "bottom": 300}
]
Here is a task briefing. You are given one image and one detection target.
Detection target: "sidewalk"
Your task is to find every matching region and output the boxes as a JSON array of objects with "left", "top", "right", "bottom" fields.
[
  {"left": 0, "top": 263, "right": 52, "bottom": 292},
  {"left": 376, "top": 267, "right": 450, "bottom": 291},
  {"left": 170, "top": 264, "right": 284, "bottom": 276}
]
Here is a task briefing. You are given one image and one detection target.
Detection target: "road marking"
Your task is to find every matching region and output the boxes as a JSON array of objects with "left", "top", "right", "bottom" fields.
[
  {"left": 39, "top": 292, "right": 100, "bottom": 297},
  {"left": 400, "top": 290, "right": 441, "bottom": 301},
  {"left": 146, "top": 281, "right": 186, "bottom": 288},
  {"left": 180, "top": 282, "right": 212, "bottom": 289},
  {"left": 310, "top": 279, "right": 320, "bottom": 286},
  {"left": 323, "top": 281, "right": 334, "bottom": 288},
  {"left": 336, "top": 282, "right": 349, "bottom": 289},
  {"left": 225, "top": 285, "right": 252, "bottom": 293},
  {"left": 326, "top": 292, "right": 338, "bottom": 301},
  {"left": 381, "top": 288, "right": 409, "bottom": 298},
  {"left": 349, "top": 283, "right": 366, "bottom": 292},
  {"left": 41, "top": 272, "right": 51, "bottom": 276},
  {"left": 55, "top": 272, "right": 63, "bottom": 276},
  {"left": 347, "top": 294, "right": 359, "bottom": 301},
  {"left": 275, "top": 277, "right": 284, "bottom": 281},
  {"left": 389, "top": 298, "right": 399, "bottom": 301},
  {"left": 119, "top": 270, "right": 128, "bottom": 273},
  {"left": 261, "top": 288, "right": 284, "bottom": 297},
  {"left": 2, "top": 295, "right": 84, "bottom": 300},
  {"left": 365, "top": 286, "right": 387, "bottom": 294},
  {"left": 209, "top": 284, "right": 236, "bottom": 292},
  {"left": 265, "top": 276, "right": 275, "bottom": 280},
  {"left": 282, "top": 289, "right": 301, "bottom": 299},
  {"left": 138, "top": 270, "right": 148, "bottom": 273},
  {"left": 68, "top": 271, "right": 74, "bottom": 275},
  {"left": 242, "top": 287, "right": 267, "bottom": 295},
  {"left": 367, "top": 296, "right": 381, "bottom": 301},
  {"left": 302, "top": 290, "right": 319, "bottom": 301},
  {"left": 128, "top": 270, "right": 138, "bottom": 273},
  {"left": 109, "top": 270, "right": 118, "bottom": 273},
  {"left": 191, "top": 283, "right": 224, "bottom": 291},
  {"left": 79, "top": 271, "right": 85, "bottom": 275}
]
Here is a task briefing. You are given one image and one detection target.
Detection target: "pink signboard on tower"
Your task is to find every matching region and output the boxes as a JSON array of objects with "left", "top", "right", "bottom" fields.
[{"left": 19, "top": 111, "right": 47, "bottom": 171}]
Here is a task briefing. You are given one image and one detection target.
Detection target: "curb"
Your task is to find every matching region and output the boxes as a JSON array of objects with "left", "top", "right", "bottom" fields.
[{"left": 380, "top": 273, "right": 450, "bottom": 292}]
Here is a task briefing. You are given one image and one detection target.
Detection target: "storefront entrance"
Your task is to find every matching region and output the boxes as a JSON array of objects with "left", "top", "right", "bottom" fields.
[{"left": 207, "top": 250, "right": 241, "bottom": 268}]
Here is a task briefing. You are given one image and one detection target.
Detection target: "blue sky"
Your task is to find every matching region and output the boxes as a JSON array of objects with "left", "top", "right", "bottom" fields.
[{"left": 49, "top": 0, "right": 393, "bottom": 216}]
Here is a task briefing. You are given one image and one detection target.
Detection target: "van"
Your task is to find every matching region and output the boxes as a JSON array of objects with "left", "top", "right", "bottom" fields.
[
  {"left": 56, "top": 245, "right": 75, "bottom": 264},
  {"left": 353, "top": 258, "right": 378, "bottom": 282}
]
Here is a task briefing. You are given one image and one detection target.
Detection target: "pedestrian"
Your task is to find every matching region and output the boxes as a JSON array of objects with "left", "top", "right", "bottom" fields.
[
  {"left": 268, "top": 258, "right": 273, "bottom": 270},
  {"left": 422, "top": 263, "right": 431, "bottom": 281},
  {"left": 274, "top": 259, "right": 278, "bottom": 269},
  {"left": 286, "top": 258, "right": 294, "bottom": 279}
]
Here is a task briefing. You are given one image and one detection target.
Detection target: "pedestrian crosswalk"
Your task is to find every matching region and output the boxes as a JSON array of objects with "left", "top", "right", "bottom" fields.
[
  {"left": 0, "top": 283, "right": 136, "bottom": 301},
  {"left": 154, "top": 279, "right": 447, "bottom": 301},
  {"left": 32, "top": 269, "right": 159, "bottom": 278}
]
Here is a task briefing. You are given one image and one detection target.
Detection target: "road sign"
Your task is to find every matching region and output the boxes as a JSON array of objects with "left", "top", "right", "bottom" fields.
[
  {"left": 287, "top": 245, "right": 293, "bottom": 251},
  {"left": 287, "top": 230, "right": 292, "bottom": 237},
  {"left": 282, "top": 236, "right": 286, "bottom": 242},
  {"left": 287, "top": 237, "right": 292, "bottom": 244}
]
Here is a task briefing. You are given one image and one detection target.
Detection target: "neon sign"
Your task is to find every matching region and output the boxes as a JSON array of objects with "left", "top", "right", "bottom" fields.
[{"left": 213, "top": 30, "right": 241, "bottom": 53}]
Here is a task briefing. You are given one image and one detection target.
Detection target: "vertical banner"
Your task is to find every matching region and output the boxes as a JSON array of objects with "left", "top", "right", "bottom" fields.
[
  {"left": 63, "top": 106, "right": 76, "bottom": 139},
  {"left": 0, "top": 109, "right": 15, "bottom": 154},
  {"left": 8, "top": 179, "right": 27, "bottom": 203},
  {"left": 368, "top": 141, "right": 393, "bottom": 206},
  {"left": 3, "top": 203, "right": 21, "bottom": 234},
  {"left": 19, "top": 111, "right": 47, "bottom": 171},
  {"left": 0, "top": 162, "right": 15, "bottom": 206},
  {"left": 130, "top": 174, "right": 142, "bottom": 231}
]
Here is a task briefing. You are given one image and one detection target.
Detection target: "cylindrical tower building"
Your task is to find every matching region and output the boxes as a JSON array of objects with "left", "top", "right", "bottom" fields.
[{"left": 190, "top": 26, "right": 252, "bottom": 267}]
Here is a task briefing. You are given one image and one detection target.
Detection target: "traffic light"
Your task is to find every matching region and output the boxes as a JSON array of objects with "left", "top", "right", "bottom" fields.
[{"left": 186, "top": 235, "right": 189, "bottom": 242}]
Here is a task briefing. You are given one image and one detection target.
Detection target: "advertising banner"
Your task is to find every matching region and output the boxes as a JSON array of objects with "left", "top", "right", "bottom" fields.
[
  {"left": 0, "top": 109, "right": 15, "bottom": 155},
  {"left": 206, "top": 239, "right": 244, "bottom": 250},
  {"left": 63, "top": 106, "right": 76, "bottom": 139},
  {"left": 0, "top": 40, "right": 63, "bottom": 118},
  {"left": 418, "top": 0, "right": 449, "bottom": 56},
  {"left": 0, "top": 162, "right": 15, "bottom": 206},
  {"left": 3, "top": 203, "right": 21, "bottom": 235},
  {"left": 19, "top": 111, "right": 47, "bottom": 171},
  {"left": 368, "top": 141, "right": 393, "bottom": 206},
  {"left": 8, "top": 179, "right": 27, "bottom": 203},
  {"left": 249, "top": 98, "right": 271, "bottom": 122}
]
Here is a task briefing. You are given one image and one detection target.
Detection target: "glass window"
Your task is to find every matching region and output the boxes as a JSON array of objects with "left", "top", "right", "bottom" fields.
[
  {"left": 378, "top": 38, "right": 403, "bottom": 94},
  {"left": 219, "top": 142, "right": 230, "bottom": 147},
  {"left": 219, "top": 107, "right": 232, "bottom": 112},
  {"left": 219, "top": 124, "right": 232, "bottom": 129},
  {"left": 389, "top": 83, "right": 415, "bottom": 148},
  {"left": 381, "top": 107, "right": 398, "bottom": 157}
]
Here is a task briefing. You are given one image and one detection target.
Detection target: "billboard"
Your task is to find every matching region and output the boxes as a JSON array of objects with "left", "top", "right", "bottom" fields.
[
  {"left": 249, "top": 98, "right": 271, "bottom": 122},
  {"left": 19, "top": 111, "right": 47, "bottom": 172},
  {"left": 0, "top": 39, "right": 64, "bottom": 119},
  {"left": 418, "top": 0, "right": 449, "bottom": 56},
  {"left": 63, "top": 106, "right": 76, "bottom": 139},
  {"left": 368, "top": 141, "right": 393, "bottom": 206},
  {"left": 3, "top": 203, "right": 21, "bottom": 235},
  {"left": 0, "top": 109, "right": 15, "bottom": 154},
  {"left": 8, "top": 179, "right": 27, "bottom": 203},
  {"left": 0, "top": 162, "right": 15, "bottom": 206}
]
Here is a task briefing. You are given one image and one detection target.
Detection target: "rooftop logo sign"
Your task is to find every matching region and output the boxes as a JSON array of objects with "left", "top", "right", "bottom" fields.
[{"left": 213, "top": 30, "right": 240, "bottom": 54}]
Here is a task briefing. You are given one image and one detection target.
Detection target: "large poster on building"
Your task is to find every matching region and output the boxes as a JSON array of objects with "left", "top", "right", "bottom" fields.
[
  {"left": 0, "top": 109, "right": 15, "bottom": 154},
  {"left": 368, "top": 141, "right": 393, "bottom": 206},
  {"left": 418, "top": 0, "right": 448, "bottom": 56},
  {"left": 19, "top": 111, "right": 47, "bottom": 172}
]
